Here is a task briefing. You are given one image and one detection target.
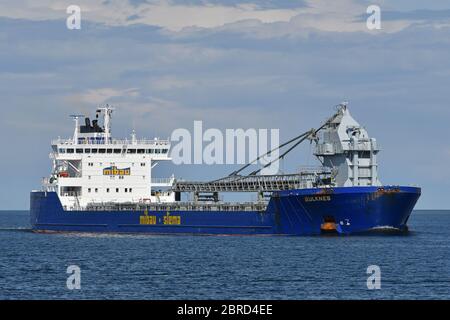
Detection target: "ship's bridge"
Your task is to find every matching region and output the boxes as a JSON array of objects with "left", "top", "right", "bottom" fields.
[
  {"left": 45, "top": 106, "right": 175, "bottom": 211},
  {"left": 51, "top": 138, "right": 171, "bottom": 159},
  {"left": 50, "top": 106, "right": 171, "bottom": 159}
]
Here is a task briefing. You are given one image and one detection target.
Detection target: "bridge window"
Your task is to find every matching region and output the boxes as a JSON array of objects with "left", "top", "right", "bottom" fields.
[
  {"left": 162, "top": 149, "right": 168, "bottom": 154},
  {"left": 137, "top": 149, "right": 145, "bottom": 154},
  {"left": 76, "top": 149, "right": 83, "bottom": 154},
  {"left": 155, "top": 149, "right": 161, "bottom": 154},
  {"left": 67, "top": 149, "right": 74, "bottom": 154},
  {"left": 146, "top": 149, "right": 154, "bottom": 154},
  {"left": 127, "top": 149, "right": 137, "bottom": 154},
  {"left": 358, "top": 151, "right": 371, "bottom": 159},
  {"left": 91, "top": 149, "right": 98, "bottom": 154},
  {"left": 85, "top": 149, "right": 91, "bottom": 154},
  {"left": 114, "top": 149, "right": 121, "bottom": 154},
  {"left": 59, "top": 149, "right": 66, "bottom": 154},
  {"left": 99, "top": 149, "right": 106, "bottom": 154},
  {"left": 107, "top": 149, "right": 113, "bottom": 154}
]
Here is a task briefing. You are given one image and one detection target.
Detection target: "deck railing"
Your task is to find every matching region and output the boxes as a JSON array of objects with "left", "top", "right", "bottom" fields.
[{"left": 52, "top": 138, "right": 170, "bottom": 146}]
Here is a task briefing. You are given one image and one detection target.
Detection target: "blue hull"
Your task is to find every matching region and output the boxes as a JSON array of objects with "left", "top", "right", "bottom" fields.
[{"left": 30, "top": 186, "right": 421, "bottom": 236}]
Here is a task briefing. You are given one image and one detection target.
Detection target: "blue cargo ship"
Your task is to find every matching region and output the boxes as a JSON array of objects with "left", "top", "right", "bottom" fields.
[{"left": 30, "top": 104, "right": 421, "bottom": 235}]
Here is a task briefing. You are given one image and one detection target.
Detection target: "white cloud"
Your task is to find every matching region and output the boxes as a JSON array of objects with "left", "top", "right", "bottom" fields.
[
  {"left": 0, "top": 0, "right": 303, "bottom": 30},
  {"left": 68, "top": 87, "right": 140, "bottom": 105},
  {"left": 0, "top": 0, "right": 417, "bottom": 34}
]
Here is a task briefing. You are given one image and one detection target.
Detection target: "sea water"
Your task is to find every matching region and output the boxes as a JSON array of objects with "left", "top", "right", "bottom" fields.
[{"left": 0, "top": 210, "right": 449, "bottom": 300}]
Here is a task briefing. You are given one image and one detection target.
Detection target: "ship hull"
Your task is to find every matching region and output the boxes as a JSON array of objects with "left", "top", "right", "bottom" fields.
[{"left": 30, "top": 186, "right": 421, "bottom": 236}]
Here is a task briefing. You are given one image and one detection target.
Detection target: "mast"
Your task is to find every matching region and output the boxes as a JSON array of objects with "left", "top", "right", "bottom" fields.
[
  {"left": 97, "top": 104, "right": 114, "bottom": 143},
  {"left": 70, "top": 115, "right": 84, "bottom": 144}
]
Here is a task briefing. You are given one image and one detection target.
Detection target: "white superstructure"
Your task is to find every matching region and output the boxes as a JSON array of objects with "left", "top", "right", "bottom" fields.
[
  {"left": 44, "top": 106, "right": 175, "bottom": 210},
  {"left": 315, "top": 103, "right": 382, "bottom": 187}
]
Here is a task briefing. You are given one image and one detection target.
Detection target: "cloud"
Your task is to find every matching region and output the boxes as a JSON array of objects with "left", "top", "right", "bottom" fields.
[
  {"left": 0, "top": 0, "right": 305, "bottom": 31},
  {"left": 0, "top": 0, "right": 435, "bottom": 35},
  {"left": 68, "top": 87, "right": 140, "bottom": 105},
  {"left": 383, "top": 9, "right": 450, "bottom": 21}
]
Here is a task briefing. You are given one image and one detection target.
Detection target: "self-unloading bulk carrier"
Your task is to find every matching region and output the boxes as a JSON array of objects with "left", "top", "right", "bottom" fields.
[{"left": 30, "top": 103, "right": 421, "bottom": 235}]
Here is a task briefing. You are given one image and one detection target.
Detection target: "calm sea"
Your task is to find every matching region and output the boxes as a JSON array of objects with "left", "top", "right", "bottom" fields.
[{"left": 0, "top": 210, "right": 449, "bottom": 300}]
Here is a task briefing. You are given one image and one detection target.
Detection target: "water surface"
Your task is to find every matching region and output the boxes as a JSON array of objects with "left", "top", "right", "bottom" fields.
[{"left": 0, "top": 210, "right": 449, "bottom": 300}]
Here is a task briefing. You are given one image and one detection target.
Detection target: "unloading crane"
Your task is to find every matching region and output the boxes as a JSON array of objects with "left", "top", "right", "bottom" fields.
[{"left": 171, "top": 104, "right": 345, "bottom": 195}]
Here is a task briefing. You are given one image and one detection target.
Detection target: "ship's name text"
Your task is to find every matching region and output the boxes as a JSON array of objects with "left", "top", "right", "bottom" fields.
[{"left": 304, "top": 195, "right": 332, "bottom": 202}]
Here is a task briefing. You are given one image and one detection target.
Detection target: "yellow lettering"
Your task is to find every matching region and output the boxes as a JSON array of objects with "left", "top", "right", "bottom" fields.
[
  {"left": 139, "top": 215, "right": 157, "bottom": 225},
  {"left": 103, "top": 166, "right": 131, "bottom": 176},
  {"left": 163, "top": 216, "right": 181, "bottom": 225}
]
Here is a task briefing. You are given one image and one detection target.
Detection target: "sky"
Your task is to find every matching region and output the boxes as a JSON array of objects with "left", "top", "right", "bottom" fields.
[{"left": 0, "top": 0, "right": 449, "bottom": 209}]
